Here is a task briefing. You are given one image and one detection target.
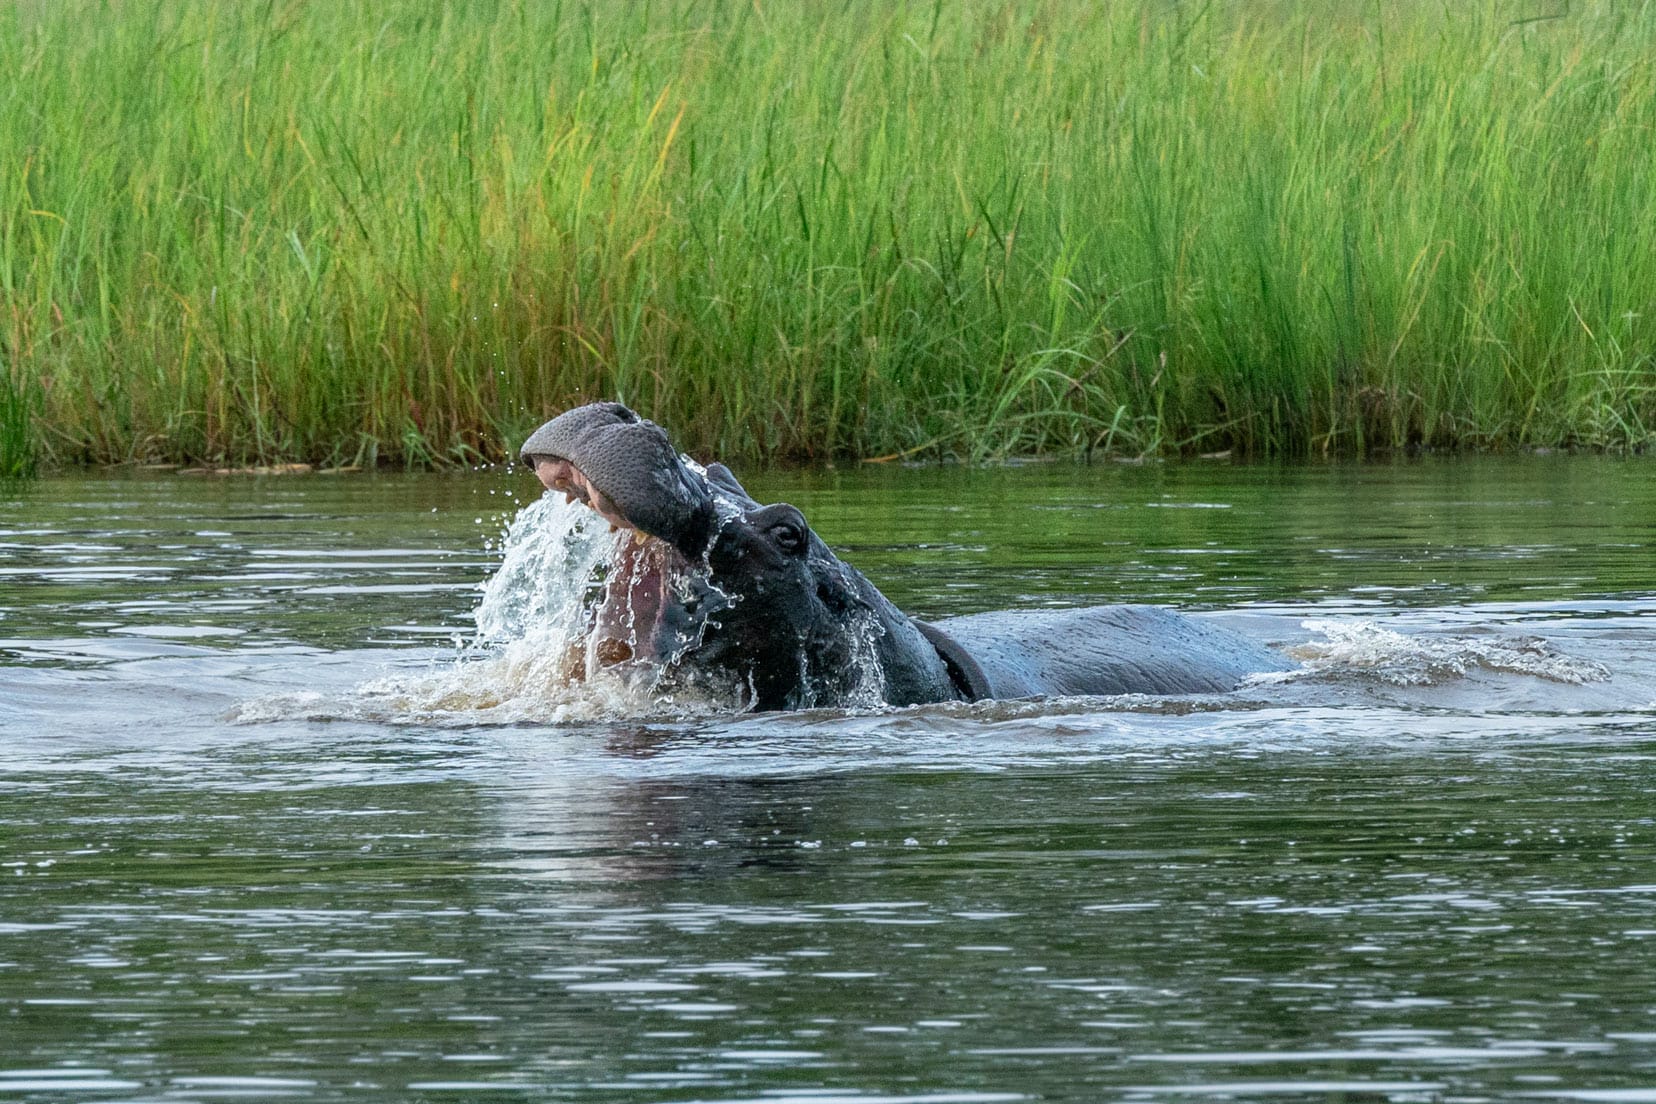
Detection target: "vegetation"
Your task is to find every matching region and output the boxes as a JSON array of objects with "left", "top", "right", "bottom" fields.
[
  {"left": 4, "top": 0, "right": 1654, "bottom": 468},
  {"left": 1, "top": 366, "right": 36, "bottom": 477}
]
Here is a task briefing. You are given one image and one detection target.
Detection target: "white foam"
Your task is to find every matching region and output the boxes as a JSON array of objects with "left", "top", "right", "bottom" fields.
[{"left": 1280, "top": 618, "right": 1611, "bottom": 686}]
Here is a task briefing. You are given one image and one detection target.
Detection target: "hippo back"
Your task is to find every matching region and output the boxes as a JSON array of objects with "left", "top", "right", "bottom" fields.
[{"left": 929, "top": 605, "right": 1290, "bottom": 699}]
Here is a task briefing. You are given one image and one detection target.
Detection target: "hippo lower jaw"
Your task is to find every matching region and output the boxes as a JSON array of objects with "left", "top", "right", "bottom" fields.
[{"left": 512, "top": 460, "right": 699, "bottom": 670}]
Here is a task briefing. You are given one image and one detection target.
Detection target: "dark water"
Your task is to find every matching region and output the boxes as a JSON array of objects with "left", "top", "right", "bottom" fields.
[{"left": 2, "top": 457, "right": 1654, "bottom": 1103}]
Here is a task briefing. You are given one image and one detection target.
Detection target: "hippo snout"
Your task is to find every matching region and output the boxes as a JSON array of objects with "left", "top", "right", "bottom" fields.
[{"left": 519, "top": 402, "right": 715, "bottom": 555}]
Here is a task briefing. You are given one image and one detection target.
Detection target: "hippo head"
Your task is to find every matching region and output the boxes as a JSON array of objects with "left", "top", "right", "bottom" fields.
[{"left": 519, "top": 402, "right": 961, "bottom": 710}]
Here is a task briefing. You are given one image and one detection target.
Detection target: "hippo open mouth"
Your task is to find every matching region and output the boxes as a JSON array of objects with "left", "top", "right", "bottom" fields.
[{"left": 519, "top": 403, "right": 726, "bottom": 674}]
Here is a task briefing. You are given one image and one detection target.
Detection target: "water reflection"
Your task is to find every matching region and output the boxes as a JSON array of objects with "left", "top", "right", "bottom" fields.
[{"left": 11, "top": 742, "right": 1656, "bottom": 1099}]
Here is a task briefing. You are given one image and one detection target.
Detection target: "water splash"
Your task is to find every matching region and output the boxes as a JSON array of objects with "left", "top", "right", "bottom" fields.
[
  {"left": 470, "top": 493, "right": 613, "bottom": 647},
  {"left": 235, "top": 471, "right": 899, "bottom": 725},
  {"left": 1275, "top": 619, "right": 1611, "bottom": 687},
  {"left": 228, "top": 494, "right": 748, "bottom": 725},
  {"left": 825, "top": 597, "right": 889, "bottom": 712}
]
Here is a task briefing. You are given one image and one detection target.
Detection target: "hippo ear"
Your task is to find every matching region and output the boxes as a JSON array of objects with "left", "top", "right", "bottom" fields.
[{"left": 704, "top": 462, "right": 752, "bottom": 502}]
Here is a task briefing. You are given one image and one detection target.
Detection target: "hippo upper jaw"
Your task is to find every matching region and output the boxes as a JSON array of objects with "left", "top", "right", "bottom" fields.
[{"left": 519, "top": 402, "right": 717, "bottom": 557}]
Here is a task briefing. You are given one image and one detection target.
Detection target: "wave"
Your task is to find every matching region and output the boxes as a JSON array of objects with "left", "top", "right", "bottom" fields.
[{"left": 1271, "top": 618, "right": 1611, "bottom": 687}]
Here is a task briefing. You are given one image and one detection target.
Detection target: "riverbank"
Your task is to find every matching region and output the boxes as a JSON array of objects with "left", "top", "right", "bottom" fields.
[{"left": 4, "top": 0, "right": 1654, "bottom": 471}]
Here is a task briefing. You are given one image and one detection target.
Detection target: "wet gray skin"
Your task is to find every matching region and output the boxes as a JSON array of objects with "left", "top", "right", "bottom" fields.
[{"left": 520, "top": 402, "right": 1293, "bottom": 710}]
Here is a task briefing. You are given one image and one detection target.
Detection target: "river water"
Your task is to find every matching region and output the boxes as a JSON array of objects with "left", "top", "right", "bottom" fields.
[{"left": 2, "top": 457, "right": 1653, "bottom": 1103}]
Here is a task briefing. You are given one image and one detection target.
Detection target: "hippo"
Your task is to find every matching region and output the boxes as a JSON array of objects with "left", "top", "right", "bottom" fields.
[{"left": 519, "top": 402, "right": 1292, "bottom": 710}]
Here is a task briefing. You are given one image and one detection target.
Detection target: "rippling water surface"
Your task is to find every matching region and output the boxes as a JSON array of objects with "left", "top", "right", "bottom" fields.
[{"left": 2, "top": 457, "right": 1653, "bottom": 1103}]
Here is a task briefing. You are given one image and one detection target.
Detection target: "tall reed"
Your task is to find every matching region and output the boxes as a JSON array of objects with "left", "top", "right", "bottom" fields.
[
  {"left": 0, "top": 367, "right": 35, "bottom": 478},
  {"left": 3, "top": 0, "right": 1654, "bottom": 465}
]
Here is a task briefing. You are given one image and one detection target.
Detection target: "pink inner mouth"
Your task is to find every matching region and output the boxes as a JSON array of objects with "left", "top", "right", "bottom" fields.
[
  {"left": 536, "top": 459, "right": 686, "bottom": 673},
  {"left": 533, "top": 456, "right": 631, "bottom": 532},
  {"left": 593, "top": 531, "right": 675, "bottom": 661}
]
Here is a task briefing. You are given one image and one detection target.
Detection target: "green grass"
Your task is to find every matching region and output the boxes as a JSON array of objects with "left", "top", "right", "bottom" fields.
[
  {"left": 4, "top": 0, "right": 1655, "bottom": 467},
  {"left": 1, "top": 366, "right": 36, "bottom": 478}
]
